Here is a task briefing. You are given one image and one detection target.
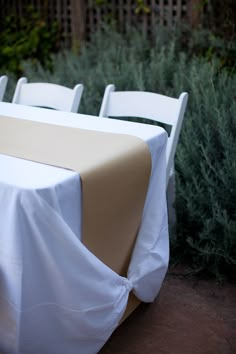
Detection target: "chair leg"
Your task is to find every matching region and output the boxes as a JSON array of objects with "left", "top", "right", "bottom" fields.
[{"left": 167, "top": 168, "right": 176, "bottom": 236}]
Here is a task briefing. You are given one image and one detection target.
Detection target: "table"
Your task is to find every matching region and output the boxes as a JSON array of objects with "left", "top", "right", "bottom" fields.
[{"left": 0, "top": 102, "right": 169, "bottom": 354}]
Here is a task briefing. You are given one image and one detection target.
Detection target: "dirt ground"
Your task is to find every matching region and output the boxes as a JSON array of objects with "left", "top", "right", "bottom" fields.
[{"left": 100, "top": 268, "right": 236, "bottom": 354}]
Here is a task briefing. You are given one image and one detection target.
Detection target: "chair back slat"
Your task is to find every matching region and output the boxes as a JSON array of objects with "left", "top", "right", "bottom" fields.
[
  {"left": 99, "top": 84, "right": 188, "bottom": 186},
  {"left": 12, "top": 78, "right": 83, "bottom": 113},
  {"left": 0, "top": 76, "right": 8, "bottom": 101},
  {"left": 107, "top": 91, "right": 180, "bottom": 126}
]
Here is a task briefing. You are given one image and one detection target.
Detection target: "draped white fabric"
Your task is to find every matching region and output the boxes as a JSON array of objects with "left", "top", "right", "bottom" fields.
[{"left": 0, "top": 102, "right": 169, "bottom": 354}]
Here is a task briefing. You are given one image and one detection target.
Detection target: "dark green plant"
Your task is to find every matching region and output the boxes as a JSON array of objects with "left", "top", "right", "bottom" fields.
[
  {"left": 0, "top": 6, "right": 60, "bottom": 75},
  {"left": 183, "top": 27, "right": 236, "bottom": 73},
  {"left": 94, "top": 0, "right": 150, "bottom": 13},
  {"left": 201, "top": 0, "right": 236, "bottom": 40}
]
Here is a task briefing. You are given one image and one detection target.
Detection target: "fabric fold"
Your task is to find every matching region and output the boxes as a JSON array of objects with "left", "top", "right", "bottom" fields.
[
  {"left": 0, "top": 112, "right": 169, "bottom": 353},
  {"left": 0, "top": 186, "right": 132, "bottom": 354}
]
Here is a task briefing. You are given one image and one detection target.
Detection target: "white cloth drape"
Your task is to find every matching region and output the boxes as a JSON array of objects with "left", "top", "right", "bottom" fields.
[{"left": 0, "top": 103, "right": 169, "bottom": 354}]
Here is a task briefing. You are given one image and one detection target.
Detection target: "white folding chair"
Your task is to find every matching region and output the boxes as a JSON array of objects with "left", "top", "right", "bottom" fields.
[
  {"left": 0, "top": 75, "right": 8, "bottom": 101},
  {"left": 12, "top": 77, "right": 84, "bottom": 113},
  {"left": 99, "top": 84, "right": 188, "bottom": 188}
]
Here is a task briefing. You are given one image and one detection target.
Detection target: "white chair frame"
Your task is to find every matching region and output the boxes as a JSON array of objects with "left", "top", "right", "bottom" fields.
[
  {"left": 12, "top": 77, "right": 84, "bottom": 113},
  {"left": 99, "top": 84, "right": 188, "bottom": 188},
  {"left": 0, "top": 76, "right": 8, "bottom": 101}
]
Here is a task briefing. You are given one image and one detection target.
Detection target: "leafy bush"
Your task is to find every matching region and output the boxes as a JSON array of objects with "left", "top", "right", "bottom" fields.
[
  {"left": 201, "top": 0, "right": 236, "bottom": 41},
  {"left": 3, "top": 27, "right": 235, "bottom": 278},
  {"left": 180, "top": 27, "right": 236, "bottom": 73},
  {"left": 0, "top": 6, "right": 60, "bottom": 75}
]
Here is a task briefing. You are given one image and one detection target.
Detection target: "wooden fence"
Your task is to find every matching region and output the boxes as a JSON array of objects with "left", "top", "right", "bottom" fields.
[{"left": 0, "top": 0, "right": 201, "bottom": 47}]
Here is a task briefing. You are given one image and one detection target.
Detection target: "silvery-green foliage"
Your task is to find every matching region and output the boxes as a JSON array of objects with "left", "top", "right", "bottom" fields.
[
  {"left": 174, "top": 59, "right": 236, "bottom": 278},
  {"left": 3, "top": 26, "right": 235, "bottom": 277}
]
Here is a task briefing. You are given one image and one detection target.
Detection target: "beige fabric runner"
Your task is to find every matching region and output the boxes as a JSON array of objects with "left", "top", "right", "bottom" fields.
[{"left": 0, "top": 115, "right": 151, "bottom": 276}]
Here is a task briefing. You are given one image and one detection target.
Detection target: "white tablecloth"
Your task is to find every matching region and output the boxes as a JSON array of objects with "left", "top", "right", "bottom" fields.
[{"left": 0, "top": 102, "right": 169, "bottom": 354}]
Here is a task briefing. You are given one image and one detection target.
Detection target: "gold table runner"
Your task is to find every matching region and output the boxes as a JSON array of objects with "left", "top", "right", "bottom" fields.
[{"left": 0, "top": 115, "right": 151, "bottom": 276}]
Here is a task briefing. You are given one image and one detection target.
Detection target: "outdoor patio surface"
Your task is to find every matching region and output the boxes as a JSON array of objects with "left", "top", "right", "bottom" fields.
[{"left": 99, "top": 267, "right": 236, "bottom": 354}]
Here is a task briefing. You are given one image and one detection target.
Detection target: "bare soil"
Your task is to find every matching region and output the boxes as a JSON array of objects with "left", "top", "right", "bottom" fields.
[{"left": 100, "top": 267, "right": 236, "bottom": 354}]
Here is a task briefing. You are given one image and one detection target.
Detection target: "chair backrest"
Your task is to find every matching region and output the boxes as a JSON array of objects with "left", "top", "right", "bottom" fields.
[
  {"left": 0, "top": 75, "right": 8, "bottom": 101},
  {"left": 99, "top": 84, "right": 188, "bottom": 186},
  {"left": 12, "top": 77, "right": 84, "bottom": 113}
]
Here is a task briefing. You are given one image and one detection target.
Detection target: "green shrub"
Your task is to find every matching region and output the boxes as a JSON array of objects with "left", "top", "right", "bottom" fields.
[
  {"left": 3, "top": 27, "right": 235, "bottom": 278},
  {"left": 0, "top": 6, "right": 60, "bottom": 75},
  {"left": 174, "top": 58, "right": 236, "bottom": 279}
]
